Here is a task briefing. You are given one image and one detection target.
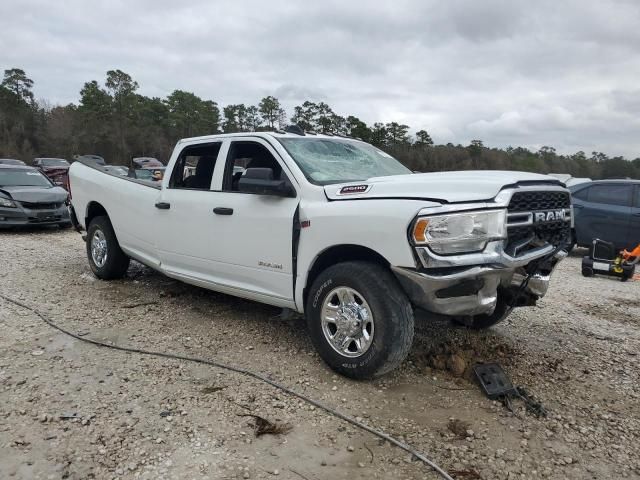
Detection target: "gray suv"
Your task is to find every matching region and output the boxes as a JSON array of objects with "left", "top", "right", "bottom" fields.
[{"left": 570, "top": 180, "right": 640, "bottom": 249}]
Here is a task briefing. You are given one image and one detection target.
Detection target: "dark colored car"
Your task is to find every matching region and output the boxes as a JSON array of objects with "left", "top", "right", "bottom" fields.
[
  {"left": 0, "top": 165, "right": 71, "bottom": 228},
  {"left": 33, "top": 157, "right": 71, "bottom": 189},
  {"left": 0, "top": 158, "right": 26, "bottom": 166},
  {"left": 129, "top": 157, "right": 165, "bottom": 182},
  {"left": 74, "top": 154, "right": 106, "bottom": 166},
  {"left": 569, "top": 179, "right": 640, "bottom": 250}
]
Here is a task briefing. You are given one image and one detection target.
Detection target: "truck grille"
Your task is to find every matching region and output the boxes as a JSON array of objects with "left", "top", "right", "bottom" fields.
[
  {"left": 506, "top": 190, "right": 571, "bottom": 255},
  {"left": 507, "top": 191, "right": 570, "bottom": 212}
]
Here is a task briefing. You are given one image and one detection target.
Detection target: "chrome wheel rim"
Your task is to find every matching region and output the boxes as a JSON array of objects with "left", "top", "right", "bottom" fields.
[
  {"left": 91, "top": 229, "right": 108, "bottom": 268},
  {"left": 320, "top": 287, "right": 374, "bottom": 358}
]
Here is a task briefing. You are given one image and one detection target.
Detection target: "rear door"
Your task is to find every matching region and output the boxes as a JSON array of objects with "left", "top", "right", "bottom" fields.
[
  {"left": 154, "top": 141, "right": 225, "bottom": 278},
  {"left": 573, "top": 183, "right": 632, "bottom": 249}
]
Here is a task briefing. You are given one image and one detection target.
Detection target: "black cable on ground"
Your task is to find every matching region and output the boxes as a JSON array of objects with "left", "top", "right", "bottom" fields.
[{"left": 0, "top": 293, "right": 454, "bottom": 480}]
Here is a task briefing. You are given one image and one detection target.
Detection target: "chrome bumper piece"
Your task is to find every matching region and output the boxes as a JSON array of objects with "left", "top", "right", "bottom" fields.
[{"left": 392, "top": 243, "right": 567, "bottom": 316}]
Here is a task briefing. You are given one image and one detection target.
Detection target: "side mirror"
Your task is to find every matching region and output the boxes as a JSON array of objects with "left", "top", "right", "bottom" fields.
[{"left": 237, "top": 168, "right": 295, "bottom": 197}]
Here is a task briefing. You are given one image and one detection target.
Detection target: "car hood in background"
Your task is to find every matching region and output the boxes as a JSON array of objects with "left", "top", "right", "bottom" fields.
[
  {"left": 0, "top": 185, "right": 68, "bottom": 203},
  {"left": 324, "top": 170, "right": 563, "bottom": 203}
]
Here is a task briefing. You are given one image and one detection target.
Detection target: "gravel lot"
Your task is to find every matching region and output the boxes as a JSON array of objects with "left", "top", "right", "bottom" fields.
[{"left": 1, "top": 229, "right": 639, "bottom": 480}]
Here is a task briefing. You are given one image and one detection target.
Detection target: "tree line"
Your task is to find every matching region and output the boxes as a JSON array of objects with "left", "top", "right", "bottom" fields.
[{"left": 1, "top": 67, "right": 638, "bottom": 179}]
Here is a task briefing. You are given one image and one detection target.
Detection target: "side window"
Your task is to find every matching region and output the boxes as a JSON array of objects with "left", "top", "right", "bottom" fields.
[
  {"left": 222, "top": 141, "right": 289, "bottom": 192},
  {"left": 587, "top": 184, "right": 632, "bottom": 207},
  {"left": 169, "top": 142, "right": 221, "bottom": 190},
  {"left": 635, "top": 186, "right": 640, "bottom": 208}
]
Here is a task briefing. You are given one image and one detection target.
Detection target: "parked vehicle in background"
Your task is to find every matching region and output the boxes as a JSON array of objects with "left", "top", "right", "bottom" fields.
[
  {"left": 104, "top": 165, "right": 129, "bottom": 176},
  {"left": 33, "top": 157, "right": 71, "bottom": 189},
  {"left": 0, "top": 165, "right": 70, "bottom": 228},
  {"left": 548, "top": 173, "right": 591, "bottom": 187},
  {"left": 0, "top": 159, "right": 27, "bottom": 166},
  {"left": 570, "top": 179, "right": 640, "bottom": 250},
  {"left": 129, "top": 157, "right": 165, "bottom": 182},
  {"left": 74, "top": 155, "right": 106, "bottom": 166},
  {"left": 69, "top": 131, "right": 572, "bottom": 378}
]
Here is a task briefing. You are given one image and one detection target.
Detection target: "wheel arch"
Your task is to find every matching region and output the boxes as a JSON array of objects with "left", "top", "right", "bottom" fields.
[
  {"left": 85, "top": 201, "right": 109, "bottom": 227},
  {"left": 302, "top": 244, "right": 391, "bottom": 308}
]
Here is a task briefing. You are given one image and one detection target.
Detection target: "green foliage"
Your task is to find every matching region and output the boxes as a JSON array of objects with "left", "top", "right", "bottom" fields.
[
  {"left": 165, "top": 90, "right": 220, "bottom": 141},
  {"left": 258, "top": 96, "right": 285, "bottom": 129},
  {"left": 0, "top": 66, "right": 638, "bottom": 180},
  {"left": 415, "top": 129, "right": 433, "bottom": 146},
  {"left": 2, "top": 68, "right": 34, "bottom": 103}
]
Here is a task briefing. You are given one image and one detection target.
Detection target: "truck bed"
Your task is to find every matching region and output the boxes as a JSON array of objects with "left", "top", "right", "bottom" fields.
[{"left": 69, "top": 160, "right": 163, "bottom": 268}]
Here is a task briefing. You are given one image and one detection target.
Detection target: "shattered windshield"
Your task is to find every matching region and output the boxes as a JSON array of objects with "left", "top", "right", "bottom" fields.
[{"left": 278, "top": 137, "right": 411, "bottom": 185}]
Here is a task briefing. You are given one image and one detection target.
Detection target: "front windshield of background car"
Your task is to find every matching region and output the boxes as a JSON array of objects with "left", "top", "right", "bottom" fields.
[
  {"left": 41, "top": 158, "right": 70, "bottom": 167},
  {"left": 277, "top": 137, "right": 411, "bottom": 185},
  {"left": 0, "top": 169, "right": 53, "bottom": 187}
]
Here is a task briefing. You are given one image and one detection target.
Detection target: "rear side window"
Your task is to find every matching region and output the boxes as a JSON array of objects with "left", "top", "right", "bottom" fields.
[
  {"left": 587, "top": 185, "right": 632, "bottom": 207},
  {"left": 169, "top": 142, "right": 221, "bottom": 190}
]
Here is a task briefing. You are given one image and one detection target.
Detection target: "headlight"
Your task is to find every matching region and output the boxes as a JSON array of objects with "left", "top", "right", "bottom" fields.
[
  {"left": 0, "top": 197, "right": 16, "bottom": 208},
  {"left": 412, "top": 209, "right": 506, "bottom": 254}
]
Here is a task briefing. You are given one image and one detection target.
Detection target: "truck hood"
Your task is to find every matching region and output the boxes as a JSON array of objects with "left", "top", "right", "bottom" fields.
[
  {"left": 324, "top": 171, "right": 563, "bottom": 203},
  {"left": 0, "top": 185, "right": 68, "bottom": 203}
]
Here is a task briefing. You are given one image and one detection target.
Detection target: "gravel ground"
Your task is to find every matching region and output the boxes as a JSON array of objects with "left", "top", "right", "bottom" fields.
[{"left": 1, "top": 228, "right": 639, "bottom": 480}]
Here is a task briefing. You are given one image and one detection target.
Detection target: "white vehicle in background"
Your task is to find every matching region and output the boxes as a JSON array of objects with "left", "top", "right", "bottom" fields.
[{"left": 68, "top": 128, "right": 572, "bottom": 378}]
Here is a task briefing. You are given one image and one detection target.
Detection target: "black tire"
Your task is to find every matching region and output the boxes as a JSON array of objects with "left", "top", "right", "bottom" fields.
[
  {"left": 621, "top": 266, "right": 634, "bottom": 282},
  {"left": 453, "top": 299, "right": 512, "bottom": 330},
  {"left": 305, "top": 261, "right": 414, "bottom": 379},
  {"left": 582, "top": 266, "right": 594, "bottom": 277},
  {"left": 86, "top": 215, "right": 130, "bottom": 280}
]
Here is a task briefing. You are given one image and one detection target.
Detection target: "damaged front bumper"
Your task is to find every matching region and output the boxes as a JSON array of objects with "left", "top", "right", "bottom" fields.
[
  {"left": 0, "top": 203, "right": 71, "bottom": 228},
  {"left": 392, "top": 241, "right": 567, "bottom": 316}
]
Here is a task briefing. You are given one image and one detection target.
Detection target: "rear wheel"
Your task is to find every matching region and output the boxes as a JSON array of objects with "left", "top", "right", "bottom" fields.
[
  {"left": 306, "top": 261, "right": 414, "bottom": 379},
  {"left": 86, "top": 215, "right": 130, "bottom": 279}
]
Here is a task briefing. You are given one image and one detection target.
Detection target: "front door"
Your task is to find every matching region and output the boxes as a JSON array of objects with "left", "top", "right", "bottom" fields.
[
  {"left": 629, "top": 185, "right": 640, "bottom": 249},
  {"left": 204, "top": 138, "right": 300, "bottom": 304},
  {"left": 573, "top": 183, "right": 632, "bottom": 249}
]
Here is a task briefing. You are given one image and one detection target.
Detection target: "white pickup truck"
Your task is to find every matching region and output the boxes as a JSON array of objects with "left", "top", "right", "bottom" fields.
[{"left": 68, "top": 130, "right": 572, "bottom": 378}]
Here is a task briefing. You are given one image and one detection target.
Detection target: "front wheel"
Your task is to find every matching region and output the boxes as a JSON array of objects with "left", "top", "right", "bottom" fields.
[
  {"left": 452, "top": 299, "right": 513, "bottom": 330},
  {"left": 86, "top": 215, "right": 130, "bottom": 280},
  {"left": 305, "top": 261, "right": 414, "bottom": 379}
]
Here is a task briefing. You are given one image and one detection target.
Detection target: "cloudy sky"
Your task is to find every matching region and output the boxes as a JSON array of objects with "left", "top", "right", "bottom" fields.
[{"left": 1, "top": 0, "right": 639, "bottom": 157}]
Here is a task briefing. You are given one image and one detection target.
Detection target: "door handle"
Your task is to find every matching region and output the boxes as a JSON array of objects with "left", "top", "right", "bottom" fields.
[
  {"left": 633, "top": 212, "right": 640, "bottom": 217},
  {"left": 213, "top": 207, "right": 234, "bottom": 215},
  {"left": 155, "top": 202, "right": 171, "bottom": 210}
]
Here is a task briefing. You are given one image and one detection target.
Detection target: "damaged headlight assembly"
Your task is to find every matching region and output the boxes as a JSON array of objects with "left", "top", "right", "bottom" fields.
[
  {"left": 412, "top": 209, "right": 507, "bottom": 255},
  {"left": 0, "top": 197, "right": 16, "bottom": 208}
]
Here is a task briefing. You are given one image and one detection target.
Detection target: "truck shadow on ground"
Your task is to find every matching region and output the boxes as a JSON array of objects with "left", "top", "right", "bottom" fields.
[{"left": 101, "top": 260, "right": 527, "bottom": 386}]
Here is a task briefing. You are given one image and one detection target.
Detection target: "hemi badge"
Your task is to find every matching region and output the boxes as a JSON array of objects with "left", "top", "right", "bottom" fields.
[
  {"left": 339, "top": 184, "right": 369, "bottom": 195},
  {"left": 300, "top": 220, "right": 311, "bottom": 228}
]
